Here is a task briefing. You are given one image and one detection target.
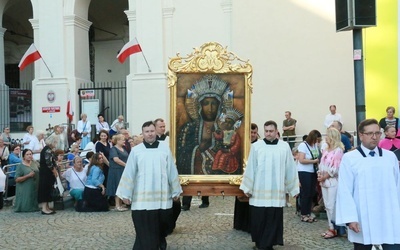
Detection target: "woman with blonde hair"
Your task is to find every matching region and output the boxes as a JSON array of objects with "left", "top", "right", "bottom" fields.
[{"left": 318, "top": 128, "right": 344, "bottom": 239}]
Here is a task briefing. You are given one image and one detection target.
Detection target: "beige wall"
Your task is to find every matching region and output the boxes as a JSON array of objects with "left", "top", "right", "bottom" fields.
[{"left": 164, "top": 0, "right": 355, "bottom": 136}]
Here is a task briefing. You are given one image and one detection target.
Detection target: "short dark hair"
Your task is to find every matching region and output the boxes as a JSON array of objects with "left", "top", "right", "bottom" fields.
[
  {"left": 305, "top": 130, "right": 322, "bottom": 145},
  {"left": 329, "top": 105, "right": 337, "bottom": 109},
  {"left": 264, "top": 120, "right": 278, "bottom": 130},
  {"left": 97, "top": 114, "right": 104, "bottom": 118},
  {"left": 154, "top": 118, "right": 164, "bottom": 124},
  {"left": 358, "top": 119, "right": 378, "bottom": 133},
  {"left": 285, "top": 111, "right": 291, "bottom": 116},
  {"left": 85, "top": 151, "right": 94, "bottom": 161},
  {"left": 22, "top": 149, "right": 32, "bottom": 159},
  {"left": 251, "top": 123, "right": 258, "bottom": 130},
  {"left": 142, "top": 121, "right": 155, "bottom": 130}
]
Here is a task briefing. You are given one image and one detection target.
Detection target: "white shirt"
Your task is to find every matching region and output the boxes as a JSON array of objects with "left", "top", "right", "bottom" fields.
[
  {"left": 297, "top": 142, "right": 319, "bottom": 173},
  {"left": 62, "top": 167, "right": 87, "bottom": 190},
  {"left": 77, "top": 120, "right": 91, "bottom": 137},
  {"left": 116, "top": 141, "right": 182, "bottom": 210},
  {"left": 335, "top": 145, "right": 400, "bottom": 244},
  {"left": 324, "top": 113, "right": 342, "bottom": 128},
  {"left": 240, "top": 140, "right": 299, "bottom": 207}
]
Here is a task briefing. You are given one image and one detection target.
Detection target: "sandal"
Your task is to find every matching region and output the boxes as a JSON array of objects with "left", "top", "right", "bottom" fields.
[
  {"left": 301, "top": 215, "right": 314, "bottom": 223},
  {"left": 323, "top": 229, "right": 337, "bottom": 239}
]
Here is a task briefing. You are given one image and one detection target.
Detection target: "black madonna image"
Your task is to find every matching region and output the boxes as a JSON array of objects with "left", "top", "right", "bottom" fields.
[{"left": 176, "top": 75, "right": 244, "bottom": 176}]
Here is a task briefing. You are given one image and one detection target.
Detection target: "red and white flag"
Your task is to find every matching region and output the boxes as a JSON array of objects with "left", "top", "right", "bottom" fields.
[
  {"left": 117, "top": 40, "right": 142, "bottom": 64},
  {"left": 18, "top": 44, "right": 42, "bottom": 71},
  {"left": 66, "top": 93, "right": 74, "bottom": 122}
]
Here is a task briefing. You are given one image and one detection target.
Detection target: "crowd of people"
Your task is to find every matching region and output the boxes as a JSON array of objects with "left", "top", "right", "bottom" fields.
[{"left": 1, "top": 105, "right": 400, "bottom": 250}]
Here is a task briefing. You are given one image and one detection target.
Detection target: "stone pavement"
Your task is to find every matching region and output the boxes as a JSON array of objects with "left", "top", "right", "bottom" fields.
[{"left": 0, "top": 196, "right": 353, "bottom": 250}]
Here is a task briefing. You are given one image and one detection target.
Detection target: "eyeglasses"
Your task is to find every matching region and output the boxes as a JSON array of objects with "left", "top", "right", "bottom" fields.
[{"left": 362, "top": 131, "right": 382, "bottom": 137}]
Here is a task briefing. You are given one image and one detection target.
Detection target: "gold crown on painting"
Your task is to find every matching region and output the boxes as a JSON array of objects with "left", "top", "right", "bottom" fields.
[
  {"left": 190, "top": 75, "right": 228, "bottom": 101},
  {"left": 223, "top": 107, "right": 243, "bottom": 122}
]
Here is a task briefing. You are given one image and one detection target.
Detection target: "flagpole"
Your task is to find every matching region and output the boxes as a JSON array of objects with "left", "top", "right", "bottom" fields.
[
  {"left": 135, "top": 37, "right": 152, "bottom": 72},
  {"left": 33, "top": 44, "right": 54, "bottom": 78}
]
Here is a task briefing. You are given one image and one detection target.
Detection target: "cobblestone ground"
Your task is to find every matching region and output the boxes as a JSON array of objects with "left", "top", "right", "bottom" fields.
[{"left": 0, "top": 196, "right": 353, "bottom": 250}]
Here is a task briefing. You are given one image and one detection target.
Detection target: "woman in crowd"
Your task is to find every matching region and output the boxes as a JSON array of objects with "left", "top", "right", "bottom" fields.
[
  {"left": 83, "top": 153, "right": 109, "bottom": 211},
  {"left": 0, "top": 138, "right": 10, "bottom": 167},
  {"left": 106, "top": 134, "right": 129, "bottom": 211},
  {"left": 1, "top": 127, "right": 12, "bottom": 148},
  {"left": 317, "top": 128, "right": 344, "bottom": 239},
  {"left": 55, "top": 150, "right": 67, "bottom": 171},
  {"left": 31, "top": 130, "right": 46, "bottom": 161},
  {"left": 96, "top": 114, "right": 110, "bottom": 134},
  {"left": 62, "top": 157, "right": 87, "bottom": 202},
  {"left": 7, "top": 145, "right": 22, "bottom": 197},
  {"left": 23, "top": 125, "right": 35, "bottom": 150},
  {"left": 67, "top": 144, "right": 80, "bottom": 167},
  {"left": 378, "top": 125, "right": 400, "bottom": 151},
  {"left": 38, "top": 135, "right": 59, "bottom": 215},
  {"left": 379, "top": 106, "right": 400, "bottom": 137},
  {"left": 77, "top": 113, "right": 91, "bottom": 149},
  {"left": 297, "top": 129, "right": 321, "bottom": 223},
  {"left": 95, "top": 130, "right": 111, "bottom": 185},
  {"left": 14, "top": 149, "right": 40, "bottom": 212}
]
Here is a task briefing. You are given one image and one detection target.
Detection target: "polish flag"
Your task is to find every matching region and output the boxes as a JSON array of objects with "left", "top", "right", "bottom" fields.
[
  {"left": 66, "top": 94, "right": 74, "bottom": 122},
  {"left": 18, "top": 44, "right": 42, "bottom": 71},
  {"left": 117, "top": 40, "right": 142, "bottom": 63}
]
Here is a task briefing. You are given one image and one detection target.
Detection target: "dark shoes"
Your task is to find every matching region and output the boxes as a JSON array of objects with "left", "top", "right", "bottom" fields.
[
  {"left": 181, "top": 205, "right": 190, "bottom": 211},
  {"left": 199, "top": 203, "right": 209, "bottom": 208}
]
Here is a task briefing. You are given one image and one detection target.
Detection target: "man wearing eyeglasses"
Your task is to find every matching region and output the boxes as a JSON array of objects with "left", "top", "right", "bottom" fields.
[{"left": 336, "top": 119, "right": 400, "bottom": 250}]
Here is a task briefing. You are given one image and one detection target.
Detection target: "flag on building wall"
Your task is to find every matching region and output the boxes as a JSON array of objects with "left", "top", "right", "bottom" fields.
[
  {"left": 18, "top": 44, "right": 42, "bottom": 71},
  {"left": 117, "top": 40, "right": 142, "bottom": 63},
  {"left": 66, "top": 93, "right": 74, "bottom": 122}
]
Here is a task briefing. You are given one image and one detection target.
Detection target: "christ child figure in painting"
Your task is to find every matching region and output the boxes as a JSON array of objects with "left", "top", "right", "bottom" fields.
[{"left": 212, "top": 107, "right": 243, "bottom": 173}]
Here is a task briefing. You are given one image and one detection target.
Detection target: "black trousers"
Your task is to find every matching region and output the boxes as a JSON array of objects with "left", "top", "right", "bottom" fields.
[
  {"left": 131, "top": 208, "right": 173, "bottom": 250},
  {"left": 182, "top": 196, "right": 209, "bottom": 208},
  {"left": 298, "top": 171, "right": 317, "bottom": 215},
  {"left": 250, "top": 206, "right": 284, "bottom": 249}
]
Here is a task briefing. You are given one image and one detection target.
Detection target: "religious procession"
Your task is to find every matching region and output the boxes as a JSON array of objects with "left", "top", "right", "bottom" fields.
[{"left": 1, "top": 1, "right": 399, "bottom": 250}]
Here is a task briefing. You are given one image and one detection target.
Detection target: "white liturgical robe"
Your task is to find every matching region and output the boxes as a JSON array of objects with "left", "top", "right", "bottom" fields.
[
  {"left": 335, "top": 146, "right": 400, "bottom": 244},
  {"left": 116, "top": 141, "right": 182, "bottom": 210},
  {"left": 240, "top": 139, "right": 299, "bottom": 207}
]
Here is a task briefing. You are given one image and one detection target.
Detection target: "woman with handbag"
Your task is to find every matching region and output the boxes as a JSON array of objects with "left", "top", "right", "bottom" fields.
[
  {"left": 318, "top": 128, "right": 344, "bottom": 239},
  {"left": 83, "top": 153, "right": 109, "bottom": 212},
  {"left": 297, "top": 130, "right": 322, "bottom": 223},
  {"left": 62, "top": 157, "right": 87, "bottom": 202},
  {"left": 14, "top": 149, "right": 40, "bottom": 212},
  {"left": 38, "top": 135, "right": 59, "bottom": 215}
]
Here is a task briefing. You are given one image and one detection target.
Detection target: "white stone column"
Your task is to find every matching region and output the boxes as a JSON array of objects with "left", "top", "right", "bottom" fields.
[
  {"left": 125, "top": 0, "right": 169, "bottom": 134},
  {"left": 220, "top": 0, "right": 233, "bottom": 48},
  {"left": 0, "top": 26, "right": 9, "bottom": 129},
  {"left": 64, "top": 14, "right": 92, "bottom": 124}
]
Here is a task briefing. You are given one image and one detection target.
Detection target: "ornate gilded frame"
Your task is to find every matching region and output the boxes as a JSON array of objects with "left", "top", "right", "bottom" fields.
[{"left": 168, "top": 42, "right": 253, "bottom": 191}]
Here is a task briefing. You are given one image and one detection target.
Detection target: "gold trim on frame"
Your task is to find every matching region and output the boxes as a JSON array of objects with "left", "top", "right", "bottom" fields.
[{"left": 168, "top": 42, "right": 253, "bottom": 188}]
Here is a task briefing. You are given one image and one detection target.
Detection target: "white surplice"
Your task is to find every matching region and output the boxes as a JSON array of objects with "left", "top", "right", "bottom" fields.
[
  {"left": 240, "top": 140, "right": 299, "bottom": 207},
  {"left": 116, "top": 141, "right": 182, "bottom": 210},
  {"left": 335, "top": 146, "right": 400, "bottom": 244}
]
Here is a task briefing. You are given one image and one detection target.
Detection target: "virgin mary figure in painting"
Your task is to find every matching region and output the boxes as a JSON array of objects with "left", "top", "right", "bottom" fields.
[{"left": 176, "top": 75, "right": 242, "bottom": 175}]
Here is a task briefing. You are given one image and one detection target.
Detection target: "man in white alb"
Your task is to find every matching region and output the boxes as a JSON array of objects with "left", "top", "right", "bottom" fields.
[
  {"left": 116, "top": 121, "right": 182, "bottom": 250},
  {"left": 335, "top": 119, "right": 400, "bottom": 250}
]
